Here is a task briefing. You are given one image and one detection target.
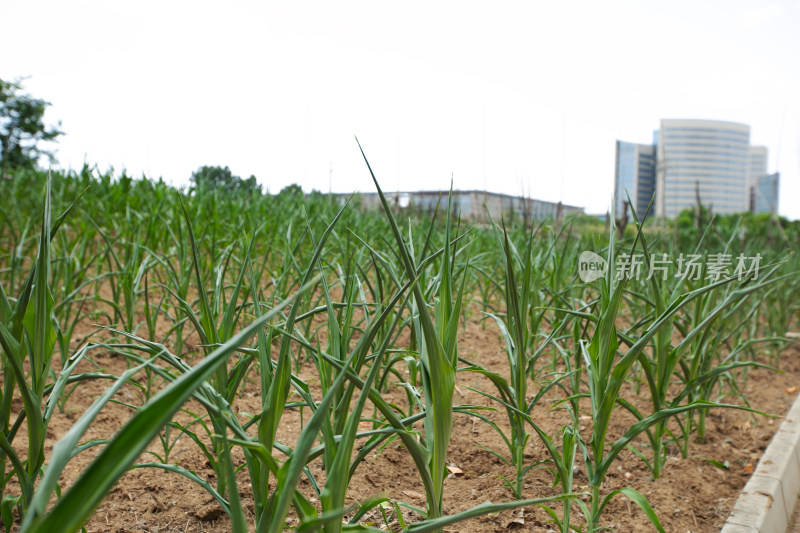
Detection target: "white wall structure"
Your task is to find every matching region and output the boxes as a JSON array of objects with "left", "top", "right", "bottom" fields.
[{"left": 345, "top": 190, "right": 583, "bottom": 224}]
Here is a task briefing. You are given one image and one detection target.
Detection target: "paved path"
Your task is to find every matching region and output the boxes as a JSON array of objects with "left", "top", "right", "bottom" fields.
[{"left": 790, "top": 503, "right": 800, "bottom": 532}]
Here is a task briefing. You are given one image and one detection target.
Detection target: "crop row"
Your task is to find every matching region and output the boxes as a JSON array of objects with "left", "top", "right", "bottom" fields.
[{"left": 0, "top": 156, "right": 797, "bottom": 532}]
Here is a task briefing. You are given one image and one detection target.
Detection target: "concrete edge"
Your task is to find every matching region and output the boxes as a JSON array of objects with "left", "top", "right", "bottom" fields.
[{"left": 720, "top": 386, "right": 800, "bottom": 533}]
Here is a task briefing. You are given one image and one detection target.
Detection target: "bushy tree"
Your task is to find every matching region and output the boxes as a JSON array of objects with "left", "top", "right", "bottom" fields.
[
  {"left": 190, "top": 165, "right": 260, "bottom": 194},
  {"left": 278, "top": 183, "right": 303, "bottom": 197},
  {"left": 0, "top": 78, "right": 63, "bottom": 178}
]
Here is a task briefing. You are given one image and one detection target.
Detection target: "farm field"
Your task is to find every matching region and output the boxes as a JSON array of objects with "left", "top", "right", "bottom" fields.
[
  {"left": 1, "top": 165, "right": 798, "bottom": 533},
  {"left": 40, "top": 319, "right": 800, "bottom": 532}
]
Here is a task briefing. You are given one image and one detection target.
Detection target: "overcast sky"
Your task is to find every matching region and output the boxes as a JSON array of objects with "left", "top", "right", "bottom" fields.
[{"left": 2, "top": 0, "right": 799, "bottom": 218}]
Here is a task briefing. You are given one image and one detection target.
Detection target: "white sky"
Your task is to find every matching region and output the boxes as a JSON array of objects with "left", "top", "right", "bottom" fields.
[{"left": 2, "top": 0, "right": 799, "bottom": 218}]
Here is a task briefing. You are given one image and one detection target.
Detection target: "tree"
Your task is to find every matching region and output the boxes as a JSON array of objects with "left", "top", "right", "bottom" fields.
[
  {"left": 615, "top": 199, "right": 629, "bottom": 240},
  {"left": 0, "top": 78, "right": 63, "bottom": 179},
  {"left": 190, "top": 165, "right": 261, "bottom": 194}
]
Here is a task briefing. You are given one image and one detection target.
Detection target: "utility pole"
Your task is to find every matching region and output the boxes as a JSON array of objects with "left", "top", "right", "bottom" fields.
[
  {"left": 560, "top": 113, "right": 566, "bottom": 203},
  {"left": 483, "top": 109, "right": 487, "bottom": 191}
]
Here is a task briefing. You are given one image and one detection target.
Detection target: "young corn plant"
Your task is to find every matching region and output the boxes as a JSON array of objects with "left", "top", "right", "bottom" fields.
[
  {"left": 461, "top": 218, "right": 567, "bottom": 499},
  {"left": 621, "top": 208, "right": 790, "bottom": 471},
  {"left": 92, "top": 218, "right": 153, "bottom": 335},
  {"left": 149, "top": 199, "right": 254, "bottom": 497},
  {"left": 157, "top": 209, "right": 197, "bottom": 358},
  {"left": 304, "top": 261, "right": 414, "bottom": 533},
  {"left": 560, "top": 204, "right": 779, "bottom": 530},
  {"left": 0, "top": 179, "right": 87, "bottom": 525},
  {"left": 531, "top": 425, "right": 579, "bottom": 533},
  {"left": 20, "top": 275, "right": 317, "bottom": 533},
  {"left": 47, "top": 231, "right": 110, "bottom": 413},
  {"left": 317, "top": 165, "right": 568, "bottom": 531},
  {"left": 107, "top": 202, "right": 415, "bottom": 533},
  {"left": 668, "top": 263, "right": 788, "bottom": 455},
  {"left": 358, "top": 141, "right": 468, "bottom": 525}
]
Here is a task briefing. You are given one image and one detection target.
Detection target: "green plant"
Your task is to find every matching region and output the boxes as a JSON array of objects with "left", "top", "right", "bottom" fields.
[{"left": 0, "top": 179, "right": 87, "bottom": 525}]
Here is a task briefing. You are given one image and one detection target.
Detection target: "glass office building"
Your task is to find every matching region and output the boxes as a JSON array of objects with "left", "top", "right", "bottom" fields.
[
  {"left": 749, "top": 145, "right": 768, "bottom": 184},
  {"left": 614, "top": 141, "right": 656, "bottom": 218},
  {"left": 616, "top": 120, "right": 778, "bottom": 218},
  {"left": 752, "top": 172, "right": 780, "bottom": 214},
  {"left": 655, "top": 119, "right": 750, "bottom": 217},
  {"left": 748, "top": 146, "right": 772, "bottom": 213}
]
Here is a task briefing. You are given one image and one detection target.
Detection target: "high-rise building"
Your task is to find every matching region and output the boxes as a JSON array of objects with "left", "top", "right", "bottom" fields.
[
  {"left": 615, "top": 119, "right": 778, "bottom": 218},
  {"left": 749, "top": 145, "right": 768, "bottom": 185},
  {"left": 613, "top": 141, "right": 656, "bottom": 218},
  {"left": 747, "top": 146, "right": 778, "bottom": 214},
  {"left": 656, "top": 119, "right": 750, "bottom": 217},
  {"left": 752, "top": 172, "right": 780, "bottom": 214}
]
